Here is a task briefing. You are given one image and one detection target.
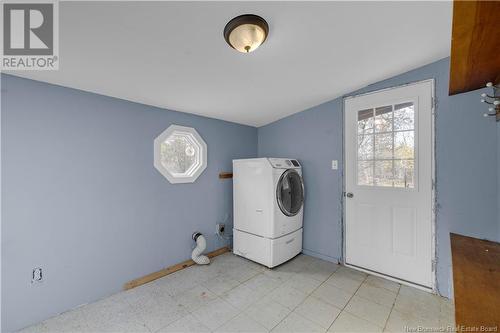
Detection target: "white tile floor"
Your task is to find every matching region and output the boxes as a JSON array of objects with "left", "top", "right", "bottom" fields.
[{"left": 19, "top": 253, "right": 455, "bottom": 333}]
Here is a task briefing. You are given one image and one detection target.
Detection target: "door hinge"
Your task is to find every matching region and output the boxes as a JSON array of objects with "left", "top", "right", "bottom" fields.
[
  {"left": 431, "top": 259, "right": 437, "bottom": 272},
  {"left": 432, "top": 97, "right": 437, "bottom": 111}
]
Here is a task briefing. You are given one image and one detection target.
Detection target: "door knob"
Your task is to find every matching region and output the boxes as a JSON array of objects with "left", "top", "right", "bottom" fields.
[{"left": 346, "top": 192, "right": 354, "bottom": 198}]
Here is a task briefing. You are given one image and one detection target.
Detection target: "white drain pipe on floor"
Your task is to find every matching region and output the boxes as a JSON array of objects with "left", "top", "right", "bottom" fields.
[{"left": 192, "top": 232, "right": 210, "bottom": 265}]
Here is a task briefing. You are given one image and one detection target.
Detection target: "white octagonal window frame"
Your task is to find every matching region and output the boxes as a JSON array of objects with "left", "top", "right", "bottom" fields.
[{"left": 154, "top": 125, "right": 207, "bottom": 184}]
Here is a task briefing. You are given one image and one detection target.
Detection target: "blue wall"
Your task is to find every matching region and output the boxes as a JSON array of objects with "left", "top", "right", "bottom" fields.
[
  {"left": 1, "top": 74, "right": 257, "bottom": 332},
  {"left": 498, "top": 122, "right": 500, "bottom": 241},
  {"left": 258, "top": 58, "right": 499, "bottom": 298},
  {"left": 3, "top": 57, "right": 499, "bottom": 331},
  {"left": 258, "top": 99, "right": 344, "bottom": 262}
]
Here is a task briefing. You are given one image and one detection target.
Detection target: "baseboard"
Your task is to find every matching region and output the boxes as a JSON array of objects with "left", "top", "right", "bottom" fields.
[
  {"left": 301, "top": 248, "right": 340, "bottom": 264},
  {"left": 124, "top": 247, "right": 230, "bottom": 290}
]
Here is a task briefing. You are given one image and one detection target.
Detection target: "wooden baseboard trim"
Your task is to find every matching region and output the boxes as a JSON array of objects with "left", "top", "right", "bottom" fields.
[{"left": 124, "top": 247, "right": 230, "bottom": 290}]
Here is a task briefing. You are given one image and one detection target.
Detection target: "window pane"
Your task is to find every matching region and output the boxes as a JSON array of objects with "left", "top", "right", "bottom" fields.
[
  {"left": 394, "top": 102, "right": 414, "bottom": 131},
  {"left": 358, "top": 109, "right": 374, "bottom": 134},
  {"left": 374, "top": 160, "right": 393, "bottom": 187},
  {"left": 358, "top": 161, "right": 374, "bottom": 186},
  {"left": 394, "top": 131, "right": 414, "bottom": 159},
  {"left": 355, "top": 102, "right": 417, "bottom": 189},
  {"left": 375, "top": 105, "right": 392, "bottom": 132},
  {"left": 161, "top": 135, "right": 197, "bottom": 174},
  {"left": 374, "top": 133, "right": 393, "bottom": 159},
  {"left": 394, "top": 160, "right": 414, "bottom": 188},
  {"left": 358, "top": 134, "right": 373, "bottom": 160}
]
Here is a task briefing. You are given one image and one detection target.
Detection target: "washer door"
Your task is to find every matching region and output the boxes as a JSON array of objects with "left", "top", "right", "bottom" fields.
[{"left": 276, "top": 169, "right": 304, "bottom": 216}]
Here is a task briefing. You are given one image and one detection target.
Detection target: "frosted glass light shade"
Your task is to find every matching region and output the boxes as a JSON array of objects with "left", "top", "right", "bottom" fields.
[{"left": 224, "top": 15, "right": 269, "bottom": 53}]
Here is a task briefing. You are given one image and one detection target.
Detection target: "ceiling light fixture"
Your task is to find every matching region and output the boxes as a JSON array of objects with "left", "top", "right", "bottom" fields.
[{"left": 224, "top": 14, "right": 269, "bottom": 53}]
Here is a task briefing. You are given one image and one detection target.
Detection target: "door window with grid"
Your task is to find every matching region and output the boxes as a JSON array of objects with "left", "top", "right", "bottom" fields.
[{"left": 357, "top": 102, "right": 415, "bottom": 188}]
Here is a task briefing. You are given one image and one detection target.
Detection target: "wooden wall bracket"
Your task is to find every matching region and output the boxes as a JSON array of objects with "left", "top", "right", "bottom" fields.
[{"left": 219, "top": 172, "right": 233, "bottom": 179}]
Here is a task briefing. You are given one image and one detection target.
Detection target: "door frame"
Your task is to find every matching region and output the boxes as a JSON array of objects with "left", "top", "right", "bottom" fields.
[{"left": 341, "top": 79, "right": 437, "bottom": 294}]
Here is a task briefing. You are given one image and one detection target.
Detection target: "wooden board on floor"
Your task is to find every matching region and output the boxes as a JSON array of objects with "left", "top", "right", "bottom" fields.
[
  {"left": 449, "top": 1, "right": 500, "bottom": 95},
  {"left": 450, "top": 233, "right": 500, "bottom": 330},
  {"left": 124, "top": 247, "right": 230, "bottom": 290}
]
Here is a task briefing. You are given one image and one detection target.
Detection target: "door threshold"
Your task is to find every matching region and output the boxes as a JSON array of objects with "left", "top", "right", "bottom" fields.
[{"left": 344, "top": 262, "right": 435, "bottom": 294}]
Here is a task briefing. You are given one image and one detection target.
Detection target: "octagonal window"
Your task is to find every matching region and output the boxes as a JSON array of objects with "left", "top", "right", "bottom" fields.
[{"left": 154, "top": 125, "right": 207, "bottom": 184}]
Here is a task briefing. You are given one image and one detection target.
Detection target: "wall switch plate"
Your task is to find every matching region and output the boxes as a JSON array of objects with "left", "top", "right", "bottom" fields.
[
  {"left": 331, "top": 160, "right": 338, "bottom": 170},
  {"left": 32, "top": 267, "right": 43, "bottom": 283}
]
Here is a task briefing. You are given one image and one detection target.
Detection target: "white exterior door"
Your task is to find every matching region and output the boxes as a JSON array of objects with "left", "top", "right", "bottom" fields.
[{"left": 344, "top": 80, "right": 434, "bottom": 288}]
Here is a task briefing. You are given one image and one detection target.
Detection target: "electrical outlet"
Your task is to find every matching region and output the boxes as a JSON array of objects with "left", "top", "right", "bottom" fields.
[
  {"left": 331, "top": 160, "right": 338, "bottom": 170},
  {"left": 32, "top": 267, "right": 43, "bottom": 283},
  {"left": 216, "top": 223, "right": 225, "bottom": 235}
]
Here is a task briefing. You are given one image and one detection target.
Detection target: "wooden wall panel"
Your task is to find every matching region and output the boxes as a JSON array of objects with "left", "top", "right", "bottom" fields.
[{"left": 449, "top": 1, "right": 500, "bottom": 95}]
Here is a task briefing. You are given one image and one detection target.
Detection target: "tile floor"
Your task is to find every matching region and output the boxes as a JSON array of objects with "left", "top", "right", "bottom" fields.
[{"left": 19, "top": 253, "right": 455, "bottom": 333}]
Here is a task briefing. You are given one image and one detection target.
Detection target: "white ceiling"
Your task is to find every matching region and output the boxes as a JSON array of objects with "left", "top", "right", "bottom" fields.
[{"left": 10, "top": 1, "right": 452, "bottom": 127}]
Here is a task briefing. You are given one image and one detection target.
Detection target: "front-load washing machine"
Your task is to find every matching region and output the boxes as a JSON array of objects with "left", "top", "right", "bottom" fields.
[{"left": 232, "top": 158, "right": 304, "bottom": 267}]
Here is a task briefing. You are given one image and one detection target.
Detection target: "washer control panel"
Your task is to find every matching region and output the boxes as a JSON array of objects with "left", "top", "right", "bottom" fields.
[{"left": 268, "top": 158, "right": 301, "bottom": 169}]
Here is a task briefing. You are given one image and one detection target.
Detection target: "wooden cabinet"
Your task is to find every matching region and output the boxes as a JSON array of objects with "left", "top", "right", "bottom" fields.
[
  {"left": 449, "top": 1, "right": 500, "bottom": 95},
  {"left": 450, "top": 233, "right": 500, "bottom": 331}
]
